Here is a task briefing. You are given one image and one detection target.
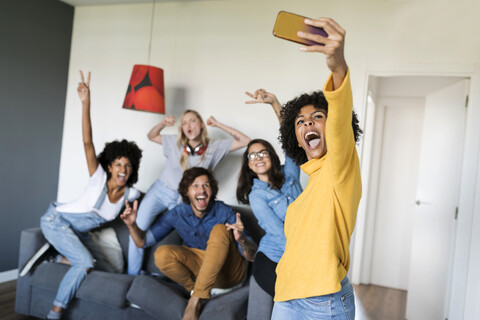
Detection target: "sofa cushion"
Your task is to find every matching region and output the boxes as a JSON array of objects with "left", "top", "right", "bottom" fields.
[
  {"left": 30, "top": 262, "right": 134, "bottom": 309},
  {"left": 88, "top": 227, "right": 124, "bottom": 273},
  {"left": 200, "top": 285, "right": 249, "bottom": 320},
  {"left": 30, "top": 262, "right": 69, "bottom": 291},
  {"left": 76, "top": 271, "right": 134, "bottom": 308},
  {"left": 126, "top": 275, "right": 188, "bottom": 320}
]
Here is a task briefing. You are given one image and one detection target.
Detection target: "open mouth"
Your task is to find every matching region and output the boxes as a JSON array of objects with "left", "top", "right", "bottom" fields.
[
  {"left": 195, "top": 194, "right": 208, "bottom": 208},
  {"left": 304, "top": 131, "right": 321, "bottom": 149},
  {"left": 118, "top": 173, "right": 127, "bottom": 182}
]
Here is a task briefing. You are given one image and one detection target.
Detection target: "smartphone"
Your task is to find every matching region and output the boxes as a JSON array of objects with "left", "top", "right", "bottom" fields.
[{"left": 273, "top": 11, "right": 327, "bottom": 46}]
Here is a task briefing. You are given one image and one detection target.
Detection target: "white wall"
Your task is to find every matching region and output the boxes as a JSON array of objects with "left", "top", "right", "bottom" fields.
[{"left": 58, "top": 0, "right": 480, "bottom": 318}]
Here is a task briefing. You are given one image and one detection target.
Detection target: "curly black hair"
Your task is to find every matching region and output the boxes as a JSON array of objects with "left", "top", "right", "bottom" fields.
[
  {"left": 97, "top": 139, "right": 142, "bottom": 187},
  {"left": 279, "top": 90, "right": 362, "bottom": 166},
  {"left": 237, "top": 139, "right": 285, "bottom": 205},
  {"left": 178, "top": 167, "right": 219, "bottom": 204}
]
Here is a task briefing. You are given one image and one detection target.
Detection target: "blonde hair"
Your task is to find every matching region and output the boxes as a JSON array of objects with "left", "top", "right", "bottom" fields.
[{"left": 177, "top": 110, "right": 209, "bottom": 170}]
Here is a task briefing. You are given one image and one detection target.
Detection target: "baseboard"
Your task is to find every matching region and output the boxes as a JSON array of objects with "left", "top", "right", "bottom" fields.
[{"left": 0, "top": 269, "right": 18, "bottom": 283}]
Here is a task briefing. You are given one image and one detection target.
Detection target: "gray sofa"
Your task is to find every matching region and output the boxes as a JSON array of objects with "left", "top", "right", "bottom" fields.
[{"left": 15, "top": 205, "right": 265, "bottom": 320}]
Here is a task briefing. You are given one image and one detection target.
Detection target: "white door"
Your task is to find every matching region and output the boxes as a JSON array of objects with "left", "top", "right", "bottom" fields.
[
  {"left": 370, "top": 98, "right": 425, "bottom": 290},
  {"left": 406, "top": 79, "right": 468, "bottom": 320}
]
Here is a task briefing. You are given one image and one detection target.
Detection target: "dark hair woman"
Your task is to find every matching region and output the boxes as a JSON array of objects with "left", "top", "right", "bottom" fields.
[
  {"left": 237, "top": 90, "right": 303, "bottom": 319},
  {"left": 37, "top": 71, "right": 142, "bottom": 320},
  {"left": 271, "top": 18, "right": 362, "bottom": 320}
]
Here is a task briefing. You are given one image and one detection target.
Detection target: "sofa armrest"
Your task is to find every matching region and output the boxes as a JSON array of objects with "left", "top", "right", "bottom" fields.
[
  {"left": 16, "top": 227, "right": 46, "bottom": 316},
  {"left": 17, "top": 227, "right": 47, "bottom": 271}
]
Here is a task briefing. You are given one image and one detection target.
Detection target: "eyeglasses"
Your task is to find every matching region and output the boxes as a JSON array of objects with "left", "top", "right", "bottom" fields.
[{"left": 247, "top": 150, "right": 270, "bottom": 161}]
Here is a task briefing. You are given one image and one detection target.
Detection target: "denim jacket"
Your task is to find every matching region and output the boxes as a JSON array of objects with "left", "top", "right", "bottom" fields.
[{"left": 249, "top": 155, "right": 302, "bottom": 262}]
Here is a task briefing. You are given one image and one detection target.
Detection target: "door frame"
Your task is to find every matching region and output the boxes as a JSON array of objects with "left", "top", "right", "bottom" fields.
[{"left": 350, "top": 62, "right": 479, "bottom": 319}]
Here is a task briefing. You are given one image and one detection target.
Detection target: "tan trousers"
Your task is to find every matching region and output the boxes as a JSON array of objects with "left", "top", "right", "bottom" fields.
[{"left": 154, "top": 224, "right": 246, "bottom": 299}]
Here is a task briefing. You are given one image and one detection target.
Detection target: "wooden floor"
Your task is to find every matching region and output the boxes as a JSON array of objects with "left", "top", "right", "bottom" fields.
[
  {"left": 1, "top": 280, "right": 405, "bottom": 319},
  {"left": 0, "top": 280, "right": 36, "bottom": 320},
  {"left": 354, "top": 284, "right": 407, "bottom": 320}
]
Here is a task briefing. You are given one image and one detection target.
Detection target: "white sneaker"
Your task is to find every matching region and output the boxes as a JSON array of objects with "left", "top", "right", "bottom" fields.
[
  {"left": 210, "top": 283, "right": 243, "bottom": 297},
  {"left": 19, "top": 242, "right": 51, "bottom": 277},
  {"left": 190, "top": 283, "right": 243, "bottom": 297},
  {"left": 129, "top": 302, "right": 142, "bottom": 309}
]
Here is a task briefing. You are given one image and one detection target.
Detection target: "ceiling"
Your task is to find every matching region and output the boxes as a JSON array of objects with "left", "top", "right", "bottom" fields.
[{"left": 59, "top": 0, "right": 203, "bottom": 6}]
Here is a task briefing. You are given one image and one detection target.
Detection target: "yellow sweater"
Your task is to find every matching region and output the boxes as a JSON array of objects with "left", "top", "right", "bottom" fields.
[{"left": 274, "top": 71, "right": 362, "bottom": 301}]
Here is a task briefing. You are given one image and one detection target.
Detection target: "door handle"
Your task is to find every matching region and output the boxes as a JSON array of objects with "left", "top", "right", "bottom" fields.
[{"left": 414, "top": 199, "right": 432, "bottom": 206}]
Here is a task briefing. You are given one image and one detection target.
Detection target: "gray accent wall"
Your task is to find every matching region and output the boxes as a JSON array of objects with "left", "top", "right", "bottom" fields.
[{"left": 0, "top": 0, "right": 73, "bottom": 271}]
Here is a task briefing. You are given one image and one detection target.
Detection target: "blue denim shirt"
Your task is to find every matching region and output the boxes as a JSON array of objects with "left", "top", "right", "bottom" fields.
[
  {"left": 146, "top": 200, "right": 236, "bottom": 250},
  {"left": 249, "top": 155, "right": 303, "bottom": 263}
]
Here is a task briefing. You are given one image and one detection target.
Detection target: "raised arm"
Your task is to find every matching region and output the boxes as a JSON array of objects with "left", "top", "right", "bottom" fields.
[
  {"left": 300, "top": 17, "right": 356, "bottom": 180},
  {"left": 245, "top": 89, "right": 282, "bottom": 123},
  {"left": 226, "top": 213, "right": 258, "bottom": 262},
  {"left": 147, "top": 115, "right": 176, "bottom": 144},
  {"left": 120, "top": 200, "right": 146, "bottom": 248},
  {"left": 206, "top": 116, "right": 251, "bottom": 152},
  {"left": 297, "top": 17, "right": 348, "bottom": 90},
  {"left": 78, "top": 71, "right": 99, "bottom": 176}
]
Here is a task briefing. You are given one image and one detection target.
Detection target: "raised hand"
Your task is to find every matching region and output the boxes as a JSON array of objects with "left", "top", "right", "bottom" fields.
[
  {"left": 245, "top": 89, "right": 278, "bottom": 106},
  {"left": 245, "top": 88, "right": 282, "bottom": 122},
  {"left": 297, "top": 17, "right": 347, "bottom": 89},
  {"left": 162, "top": 115, "right": 176, "bottom": 127},
  {"left": 120, "top": 200, "right": 138, "bottom": 227},
  {"left": 226, "top": 212, "right": 257, "bottom": 261},
  {"left": 225, "top": 212, "right": 245, "bottom": 241},
  {"left": 77, "top": 71, "right": 91, "bottom": 104},
  {"left": 206, "top": 116, "right": 219, "bottom": 127},
  {"left": 147, "top": 115, "right": 177, "bottom": 144}
]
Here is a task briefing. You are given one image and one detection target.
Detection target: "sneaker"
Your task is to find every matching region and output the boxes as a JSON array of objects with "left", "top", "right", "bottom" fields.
[
  {"left": 19, "top": 242, "right": 51, "bottom": 277},
  {"left": 210, "top": 287, "right": 233, "bottom": 296},
  {"left": 210, "top": 284, "right": 242, "bottom": 297}
]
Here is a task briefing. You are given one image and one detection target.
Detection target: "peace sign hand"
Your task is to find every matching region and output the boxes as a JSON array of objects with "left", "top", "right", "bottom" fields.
[
  {"left": 245, "top": 89, "right": 278, "bottom": 106},
  {"left": 120, "top": 200, "right": 138, "bottom": 227},
  {"left": 77, "top": 71, "right": 91, "bottom": 104},
  {"left": 225, "top": 212, "right": 245, "bottom": 242}
]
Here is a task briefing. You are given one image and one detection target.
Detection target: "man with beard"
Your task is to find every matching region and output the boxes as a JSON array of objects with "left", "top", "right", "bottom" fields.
[{"left": 121, "top": 167, "right": 256, "bottom": 320}]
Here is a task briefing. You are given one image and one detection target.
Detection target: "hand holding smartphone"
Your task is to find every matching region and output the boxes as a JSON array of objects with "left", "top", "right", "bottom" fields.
[{"left": 273, "top": 11, "right": 328, "bottom": 46}]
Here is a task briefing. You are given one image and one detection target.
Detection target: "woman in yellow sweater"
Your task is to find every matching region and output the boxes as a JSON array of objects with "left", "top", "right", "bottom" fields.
[{"left": 272, "top": 18, "right": 362, "bottom": 320}]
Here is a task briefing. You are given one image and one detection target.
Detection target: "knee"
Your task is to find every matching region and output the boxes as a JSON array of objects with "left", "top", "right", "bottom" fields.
[
  {"left": 208, "top": 224, "right": 231, "bottom": 243},
  {"left": 78, "top": 254, "right": 95, "bottom": 269},
  {"left": 210, "top": 224, "right": 230, "bottom": 238},
  {"left": 70, "top": 257, "right": 94, "bottom": 274},
  {"left": 67, "top": 249, "right": 95, "bottom": 270},
  {"left": 154, "top": 245, "right": 175, "bottom": 271}
]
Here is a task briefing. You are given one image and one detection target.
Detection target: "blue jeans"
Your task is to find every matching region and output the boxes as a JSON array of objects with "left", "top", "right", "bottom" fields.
[
  {"left": 271, "top": 277, "right": 355, "bottom": 320},
  {"left": 127, "top": 179, "right": 179, "bottom": 275},
  {"left": 40, "top": 203, "right": 107, "bottom": 308}
]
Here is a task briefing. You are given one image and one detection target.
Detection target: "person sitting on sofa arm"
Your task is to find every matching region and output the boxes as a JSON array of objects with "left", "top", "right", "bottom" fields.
[
  {"left": 38, "top": 71, "right": 143, "bottom": 320},
  {"left": 120, "top": 167, "right": 257, "bottom": 320}
]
